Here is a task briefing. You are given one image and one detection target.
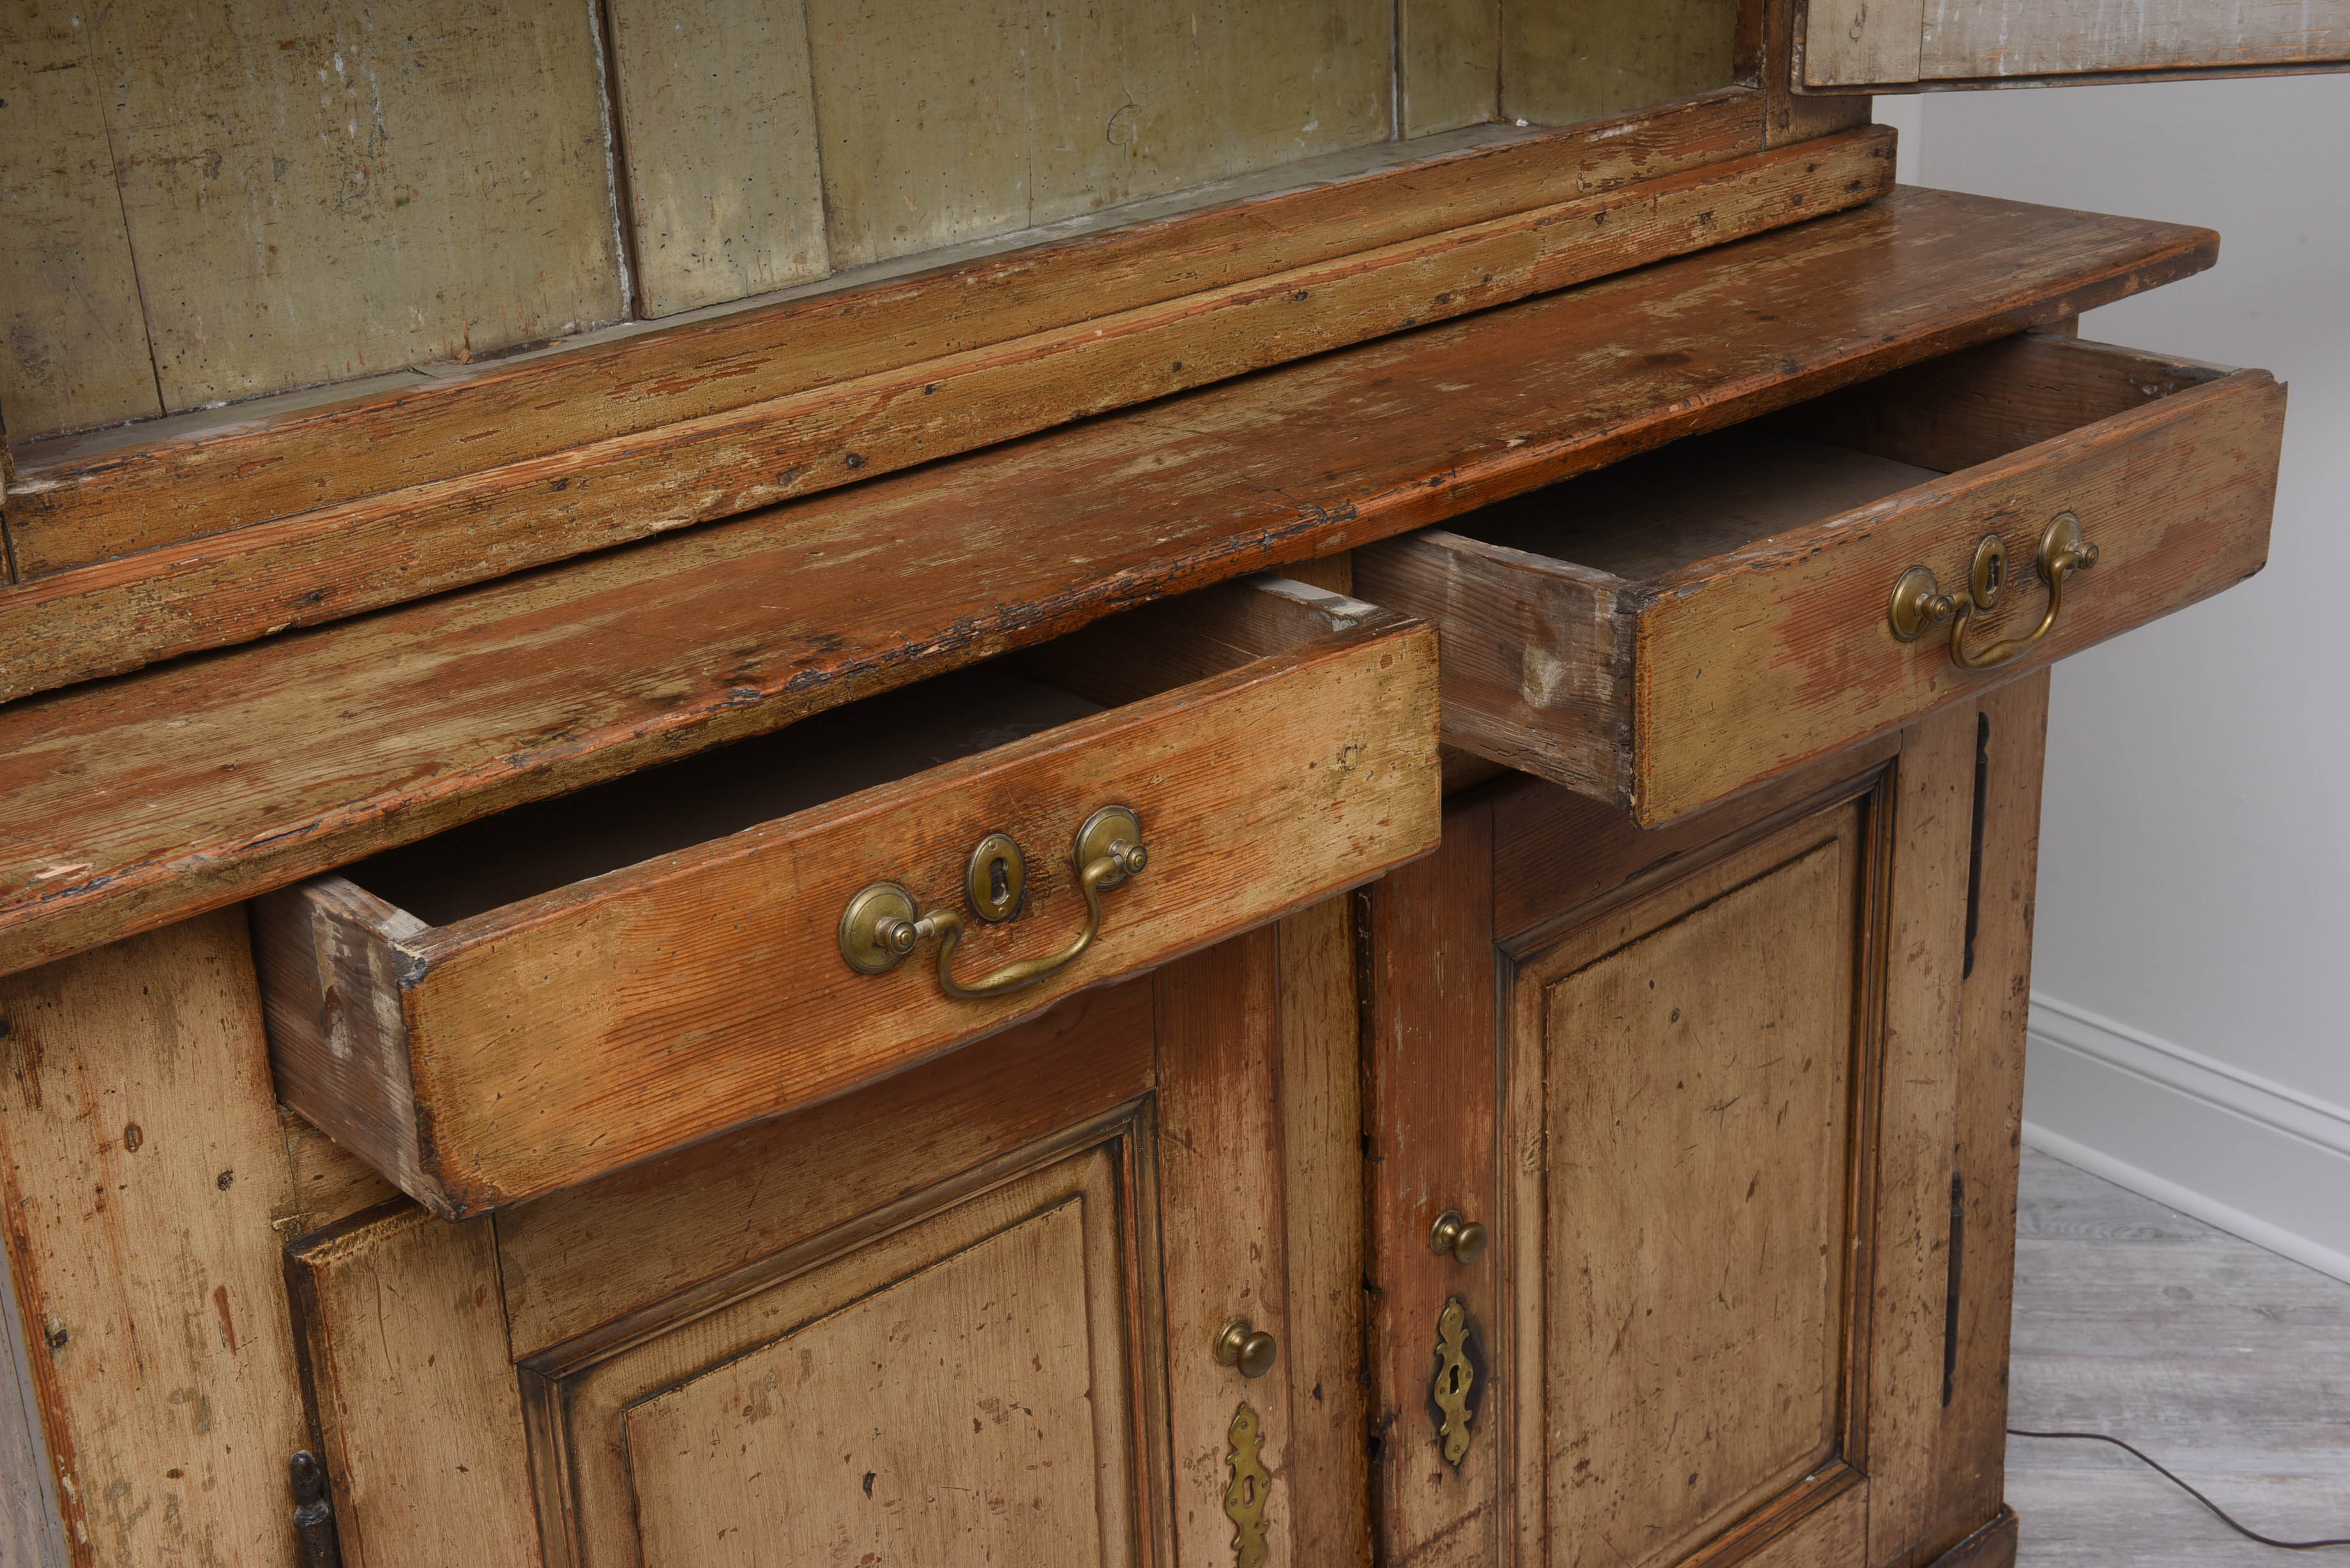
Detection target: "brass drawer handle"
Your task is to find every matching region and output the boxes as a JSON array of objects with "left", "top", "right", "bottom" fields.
[
  {"left": 838, "top": 806, "right": 1148, "bottom": 1000},
  {"left": 1888, "top": 512, "right": 2099, "bottom": 673}
]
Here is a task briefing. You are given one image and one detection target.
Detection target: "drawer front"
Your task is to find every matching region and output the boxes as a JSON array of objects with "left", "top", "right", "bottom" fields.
[
  {"left": 1359, "top": 337, "right": 2284, "bottom": 825},
  {"left": 258, "top": 589, "right": 1439, "bottom": 1214}
]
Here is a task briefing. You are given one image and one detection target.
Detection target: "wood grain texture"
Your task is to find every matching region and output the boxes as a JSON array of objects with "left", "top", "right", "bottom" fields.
[
  {"left": 79, "top": 0, "right": 625, "bottom": 412},
  {"left": 1635, "top": 365, "right": 2282, "bottom": 823},
  {"left": 1364, "top": 335, "right": 2280, "bottom": 826},
  {"left": 605, "top": 0, "right": 831, "bottom": 315},
  {"left": 1803, "top": 0, "right": 1927, "bottom": 86},
  {"left": 1155, "top": 930, "right": 1298, "bottom": 1568},
  {"left": 1932, "top": 676, "right": 2050, "bottom": 1558},
  {"left": 1503, "top": 0, "right": 1743, "bottom": 125},
  {"left": 0, "top": 910, "right": 310, "bottom": 1566},
  {"left": 0, "top": 124, "right": 1890, "bottom": 701},
  {"left": 1918, "top": 0, "right": 2350, "bottom": 80},
  {"left": 0, "top": 185, "right": 2223, "bottom": 981},
  {"left": 1274, "top": 898, "right": 1374, "bottom": 1568},
  {"left": 1361, "top": 797, "right": 1500, "bottom": 1568},
  {"left": 0, "top": 1209, "right": 66, "bottom": 1567},
  {"left": 1767, "top": 0, "right": 1874, "bottom": 144},
  {"left": 0, "top": 6, "right": 162, "bottom": 439},
  {"left": 1861, "top": 702, "right": 1979, "bottom": 1568},
  {"left": 1504, "top": 808, "right": 1872, "bottom": 1568},
  {"left": 4, "top": 98, "right": 1767, "bottom": 580},
  {"left": 1400, "top": 0, "right": 1499, "bottom": 136},
  {"left": 255, "top": 604, "right": 1436, "bottom": 1214},
  {"left": 285, "top": 1204, "right": 541, "bottom": 1568},
  {"left": 495, "top": 978, "right": 1155, "bottom": 1357}
]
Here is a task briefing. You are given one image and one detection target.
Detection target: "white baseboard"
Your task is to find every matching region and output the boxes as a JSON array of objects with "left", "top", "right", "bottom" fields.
[{"left": 2024, "top": 993, "right": 2350, "bottom": 1285}]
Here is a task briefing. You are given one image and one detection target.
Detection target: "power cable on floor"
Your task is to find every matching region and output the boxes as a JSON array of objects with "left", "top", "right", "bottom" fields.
[{"left": 2009, "top": 1429, "right": 2350, "bottom": 1550}]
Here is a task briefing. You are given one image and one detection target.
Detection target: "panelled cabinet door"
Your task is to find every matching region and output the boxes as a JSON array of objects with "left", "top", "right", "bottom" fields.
[
  {"left": 283, "top": 907, "right": 1368, "bottom": 1568},
  {"left": 1802, "top": 0, "right": 2350, "bottom": 89},
  {"left": 1365, "top": 682, "right": 2050, "bottom": 1568}
]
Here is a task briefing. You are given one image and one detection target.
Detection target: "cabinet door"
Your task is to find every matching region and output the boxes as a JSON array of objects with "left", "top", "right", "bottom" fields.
[
  {"left": 1365, "top": 681, "right": 2049, "bottom": 1568},
  {"left": 283, "top": 907, "right": 1368, "bottom": 1568},
  {"left": 1803, "top": 0, "right": 2349, "bottom": 90}
]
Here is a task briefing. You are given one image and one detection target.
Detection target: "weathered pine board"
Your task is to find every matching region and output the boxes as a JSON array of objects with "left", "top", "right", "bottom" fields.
[
  {"left": 1400, "top": 0, "right": 1499, "bottom": 137},
  {"left": 0, "top": 7, "right": 161, "bottom": 440},
  {"left": 0, "top": 115, "right": 1869, "bottom": 702},
  {"left": 1, "top": 98, "right": 1766, "bottom": 578},
  {"left": 605, "top": 0, "right": 831, "bottom": 316},
  {"left": 79, "top": 0, "right": 623, "bottom": 416},
  {"left": 1504, "top": 0, "right": 1747, "bottom": 125},
  {"left": 0, "top": 911, "right": 313, "bottom": 1565},
  {"left": 0, "top": 187, "right": 2221, "bottom": 980},
  {"left": 1807, "top": 0, "right": 2350, "bottom": 86}
]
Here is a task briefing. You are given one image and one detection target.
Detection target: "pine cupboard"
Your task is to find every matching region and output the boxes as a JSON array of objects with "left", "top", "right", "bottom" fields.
[{"left": 0, "top": 1, "right": 2324, "bottom": 1564}]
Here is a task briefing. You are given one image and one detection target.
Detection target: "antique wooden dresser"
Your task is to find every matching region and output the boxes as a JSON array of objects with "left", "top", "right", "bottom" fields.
[{"left": 1, "top": 2, "right": 2334, "bottom": 1564}]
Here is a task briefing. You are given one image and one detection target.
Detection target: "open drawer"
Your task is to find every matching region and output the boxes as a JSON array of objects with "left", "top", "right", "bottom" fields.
[
  {"left": 1356, "top": 331, "right": 2284, "bottom": 825},
  {"left": 253, "top": 576, "right": 1438, "bottom": 1216}
]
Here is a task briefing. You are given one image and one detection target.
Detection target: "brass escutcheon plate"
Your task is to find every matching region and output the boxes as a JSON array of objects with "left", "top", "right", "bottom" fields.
[
  {"left": 965, "top": 833, "right": 1025, "bottom": 923},
  {"left": 1073, "top": 805, "right": 1146, "bottom": 885},
  {"left": 1969, "top": 532, "right": 2010, "bottom": 610},
  {"left": 838, "top": 882, "right": 918, "bottom": 975}
]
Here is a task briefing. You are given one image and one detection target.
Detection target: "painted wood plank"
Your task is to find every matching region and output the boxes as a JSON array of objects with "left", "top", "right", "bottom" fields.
[
  {"left": 1804, "top": 0, "right": 1927, "bottom": 86},
  {"left": 605, "top": 0, "right": 831, "bottom": 317},
  {"left": 3, "top": 100, "right": 1768, "bottom": 579},
  {"left": 1400, "top": 0, "right": 1499, "bottom": 137},
  {"left": 1504, "top": 0, "right": 1743, "bottom": 124},
  {"left": 0, "top": 186, "right": 2222, "bottom": 981},
  {"left": 0, "top": 910, "right": 311, "bottom": 1565},
  {"left": 0, "top": 6, "right": 160, "bottom": 440},
  {"left": 1921, "top": 0, "right": 2350, "bottom": 80},
  {"left": 285, "top": 1205, "right": 541, "bottom": 1568},
  {"left": 79, "top": 0, "right": 625, "bottom": 411},
  {"left": 0, "top": 1203, "right": 67, "bottom": 1567}
]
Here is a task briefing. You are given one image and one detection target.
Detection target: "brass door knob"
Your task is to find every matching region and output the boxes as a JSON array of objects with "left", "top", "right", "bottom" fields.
[
  {"left": 1429, "top": 1210, "right": 1489, "bottom": 1263},
  {"left": 1214, "top": 1318, "right": 1278, "bottom": 1379}
]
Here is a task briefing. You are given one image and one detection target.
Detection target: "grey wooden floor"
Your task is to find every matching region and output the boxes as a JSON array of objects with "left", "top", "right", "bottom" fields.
[{"left": 2006, "top": 1148, "right": 2350, "bottom": 1564}]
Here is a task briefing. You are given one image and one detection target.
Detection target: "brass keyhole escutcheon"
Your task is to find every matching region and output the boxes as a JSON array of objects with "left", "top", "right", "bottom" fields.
[
  {"left": 1224, "top": 1402, "right": 1271, "bottom": 1568},
  {"left": 965, "top": 833, "right": 1025, "bottom": 923},
  {"left": 1968, "top": 533, "right": 2010, "bottom": 611},
  {"left": 1431, "top": 1297, "right": 1476, "bottom": 1468},
  {"left": 1429, "top": 1210, "right": 1489, "bottom": 1264},
  {"left": 1214, "top": 1318, "right": 1278, "bottom": 1379}
]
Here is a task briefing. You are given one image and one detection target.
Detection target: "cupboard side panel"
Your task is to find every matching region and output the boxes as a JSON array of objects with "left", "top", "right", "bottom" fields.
[{"left": 0, "top": 910, "right": 309, "bottom": 1566}]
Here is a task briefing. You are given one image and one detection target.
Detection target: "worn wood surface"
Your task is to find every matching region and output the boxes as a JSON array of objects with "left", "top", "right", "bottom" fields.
[
  {"left": 1504, "top": 0, "right": 1744, "bottom": 125},
  {"left": 3, "top": 100, "right": 1767, "bottom": 582},
  {"left": 0, "top": 6, "right": 161, "bottom": 439},
  {"left": 255, "top": 604, "right": 1436, "bottom": 1214},
  {"left": 1929, "top": 674, "right": 2050, "bottom": 1553},
  {"left": 1767, "top": 0, "right": 1874, "bottom": 144},
  {"left": 0, "top": 911, "right": 310, "bottom": 1565},
  {"left": 1861, "top": 702, "right": 1982, "bottom": 1567},
  {"left": 1156, "top": 930, "right": 1299, "bottom": 1568},
  {"left": 0, "top": 186, "right": 2220, "bottom": 980},
  {"left": 1805, "top": 0, "right": 2350, "bottom": 86},
  {"left": 285, "top": 1205, "right": 542, "bottom": 1568},
  {"left": 1635, "top": 366, "right": 2280, "bottom": 824},
  {"left": 1361, "top": 796, "right": 1501, "bottom": 1567},
  {"left": 605, "top": 0, "right": 830, "bottom": 316},
  {"left": 1508, "top": 810, "right": 1869, "bottom": 1568},
  {"left": 79, "top": 0, "right": 625, "bottom": 416},
  {"left": 1400, "top": 0, "right": 1499, "bottom": 136},
  {"left": 1274, "top": 899, "right": 1374, "bottom": 1567},
  {"left": 0, "top": 1189, "right": 65, "bottom": 1567},
  {"left": 0, "top": 124, "right": 1889, "bottom": 701},
  {"left": 1367, "top": 335, "right": 2279, "bottom": 826}
]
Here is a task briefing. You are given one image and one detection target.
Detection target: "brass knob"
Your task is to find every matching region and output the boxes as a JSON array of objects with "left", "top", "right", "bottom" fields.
[
  {"left": 1213, "top": 1318, "right": 1278, "bottom": 1379},
  {"left": 1429, "top": 1210, "right": 1489, "bottom": 1264}
]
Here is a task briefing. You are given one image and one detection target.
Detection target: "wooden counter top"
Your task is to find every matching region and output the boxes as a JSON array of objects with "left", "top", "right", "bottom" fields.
[{"left": 0, "top": 186, "right": 2215, "bottom": 977}]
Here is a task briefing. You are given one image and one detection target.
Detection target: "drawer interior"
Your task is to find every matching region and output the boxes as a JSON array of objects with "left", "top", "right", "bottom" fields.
[
  {"left": 342, "top": 575, "right": 1367, "bottom": 929},
  {"left": 1446, "top": 332, "right": 2235, "bottom": 585}
]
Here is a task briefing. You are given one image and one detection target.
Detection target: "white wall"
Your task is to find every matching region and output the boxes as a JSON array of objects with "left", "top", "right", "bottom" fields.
[{"left": 1883, "top": 78, "right": 2350, "bottom": 1280}]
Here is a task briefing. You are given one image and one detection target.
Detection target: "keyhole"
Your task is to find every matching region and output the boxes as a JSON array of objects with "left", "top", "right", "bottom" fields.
[
  {"left": 990, "top": 856, "right": 1010, "bottom": 906},
  {"left": 1445, "top": 1365, "right": 1462, "bottom": 1396},
  {"left": 1985, "top": 557, "right": 2004, "bottom": 592},
  {"left": 1242, "top": 1477, "right": 1257, "bottom": 1506}
]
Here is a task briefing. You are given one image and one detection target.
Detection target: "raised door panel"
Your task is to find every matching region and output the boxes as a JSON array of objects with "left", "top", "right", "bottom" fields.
[{"left": 1505, "top": 808, "right": 1873, "bottom": 1568}]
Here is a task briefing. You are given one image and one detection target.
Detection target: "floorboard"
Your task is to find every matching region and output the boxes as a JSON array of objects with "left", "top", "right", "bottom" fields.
[{"left": 2008, "top": 1148, "right": 2350, "bottom": 1565}]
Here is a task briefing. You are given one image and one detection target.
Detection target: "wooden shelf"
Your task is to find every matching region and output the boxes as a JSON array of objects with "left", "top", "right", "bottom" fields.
[{"left": 0, "top": 186, "right": 2216, "bottom": 977}]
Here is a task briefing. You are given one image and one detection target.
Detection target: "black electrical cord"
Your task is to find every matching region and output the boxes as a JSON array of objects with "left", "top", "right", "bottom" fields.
[{"left": 2010, "top": 1428, "right": 2350, "bottom": 1550}]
